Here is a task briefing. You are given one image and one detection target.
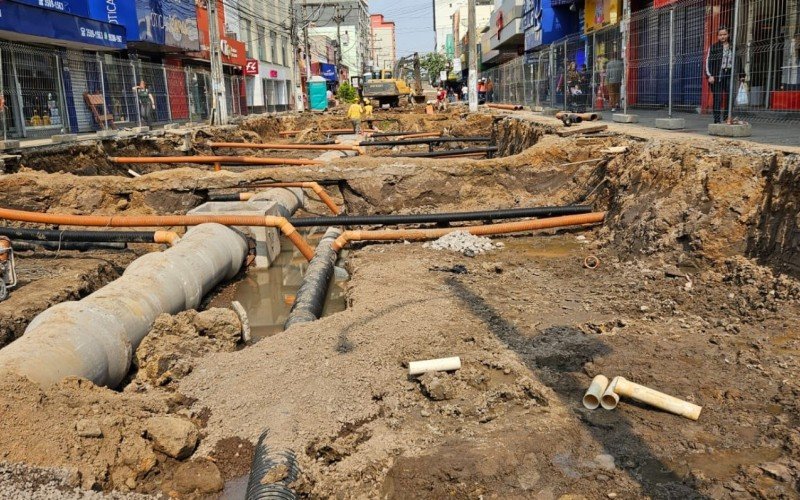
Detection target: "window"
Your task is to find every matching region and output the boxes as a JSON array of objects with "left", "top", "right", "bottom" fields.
[
  {"left": 281, "top": 36, "right": 289, "bottom": 66},
  {"left": 271, "top": 32, "right": 278, "bottom": 64},
  {"left": 242, "top": 19, "right": 253, "bottom": 57},
  {"left": 257, "top": 25, "right": 267, "bottom": 61}
]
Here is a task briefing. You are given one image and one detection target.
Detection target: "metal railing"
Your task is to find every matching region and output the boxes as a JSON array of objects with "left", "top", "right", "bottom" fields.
[
  {"left": 0, "top": 42, "right": 248, "bottom": 140},
  {"left": 483, "top": 0, "right": 800, "bottom": 125}
]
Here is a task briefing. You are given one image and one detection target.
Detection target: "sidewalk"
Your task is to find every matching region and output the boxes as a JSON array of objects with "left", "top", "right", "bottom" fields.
[{"left": 594, "top": 108, "right": 800, "bottom": 148}]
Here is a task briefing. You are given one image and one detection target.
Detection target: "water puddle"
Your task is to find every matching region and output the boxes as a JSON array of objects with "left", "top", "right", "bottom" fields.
[{"left": 213, "top": 231, "right": 347, "bottom": 341}]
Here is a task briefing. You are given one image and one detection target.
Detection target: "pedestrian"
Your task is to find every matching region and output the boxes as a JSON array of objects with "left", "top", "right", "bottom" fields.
[
  {"left": 486, "top": 78, "right": 494, "bottom": 103},
  {"left": 346, "top": 99, "right": 364, "bottom": 134},
  {"left": 605, "top": 54, "right": 623, "bottom": 112},
  {"left": 705, "top": 26, "right": 745, "bottom": 124},
  {"left": 133, "top": 80, "right": 155, "bottom": 127},
  {"left": 436, "top": 87, "right": 447, "bottom": 111},
  {"left": 461, "top": 83, "right": 468, "bottom": 101},
  {"left": 477, "top": 79, "right": 486, "bottom": 103}
]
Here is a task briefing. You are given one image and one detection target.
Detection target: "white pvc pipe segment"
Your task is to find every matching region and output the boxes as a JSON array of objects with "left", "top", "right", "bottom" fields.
[
  {"left": 408, "top": 356, "right": 461, "bottom": 376},
  {"left": 583, "top": 374, "right": 610, "bottom": 409}
]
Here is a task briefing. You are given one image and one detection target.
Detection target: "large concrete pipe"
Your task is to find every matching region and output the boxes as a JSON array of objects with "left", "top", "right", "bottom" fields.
[{"left": 0, "top": 223, "right": 248, "bottom": 388}]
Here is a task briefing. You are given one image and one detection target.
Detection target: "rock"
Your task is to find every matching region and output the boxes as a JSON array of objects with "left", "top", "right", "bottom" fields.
[
  {"left": 664, "top": 265, "right": 685, "bottom": 278},
  {"left": 116, "top": 199, "right": 129, "bottom": 210},
  {"left": 760, "top": 462, "right": 792, "bottom": 482},
  {"left": 173, "top": 460, "right": 224, "bottom": 494},
  {"left": 193, "top": 308, "right": 242, "bottom": 351},
  {"left": 145, "top": 416, "right": 198, "bottom": 459},
  {"left": 422, "top": 231, "right": 500, "bottom": 256},
  {"left": 639, "top": 305, "right": 650, "bottom": 312},
  {"left": 260, "top": 464, "right": 289, "bottom": 484},
  {"left": 419, "top": 372, "right": 457, "bottom": 401},
  {"left": 75, "top": 419, "right": 103, "bottom": 438},
  {"left": 594, "top": 454, "right": 616, "bottom": 471}
]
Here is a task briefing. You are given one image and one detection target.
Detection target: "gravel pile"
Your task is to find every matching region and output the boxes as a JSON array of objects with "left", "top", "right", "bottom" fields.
[
  {"left": 423, "top": 231, "right": 502, "bottom": 256},
  {"left": 0, "top": 463, "right": 152, "bottom": 499}
]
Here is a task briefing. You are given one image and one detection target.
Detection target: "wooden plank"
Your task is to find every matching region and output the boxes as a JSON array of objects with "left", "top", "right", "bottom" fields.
[{"left": 557, "top": 124, "right": 608, "bottom": 137}]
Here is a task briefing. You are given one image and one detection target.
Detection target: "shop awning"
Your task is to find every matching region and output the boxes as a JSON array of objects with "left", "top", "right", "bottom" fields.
[{"left": 0, "top": 0, "right": 127, "bottom": 50}]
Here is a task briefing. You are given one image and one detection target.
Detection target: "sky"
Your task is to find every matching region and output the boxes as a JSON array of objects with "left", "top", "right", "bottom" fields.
[{"left": 368, "top": 0, "right": 435, "bottom": 57}]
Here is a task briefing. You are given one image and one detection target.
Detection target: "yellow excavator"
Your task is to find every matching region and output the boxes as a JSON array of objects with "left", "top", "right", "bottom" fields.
[{"left": 361, "top": 52, "right": 425, "bottom": 107}]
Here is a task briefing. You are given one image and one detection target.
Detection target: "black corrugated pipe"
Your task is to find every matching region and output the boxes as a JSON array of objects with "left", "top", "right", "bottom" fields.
[
  {"left": 208, "top": 193, "right": 243, "bottom": 202},
  {"left": 11, "top": 241, "right": 127, "bottom": 251},
  {"left": 246, "top": 429, "right": 298, "bottom": 500},
  {"left": 284, "top": 228, "right": 342, "bottom": 329},
  {"left": 360, "top": 136, "right": 491, "bottom": 146},
  {"left": 288, "top": 205, "right": 593, "bottom": 227},
  {"left": 389, "top": 146, "right": 498, "bottom": 158},
  {"left": 0, "top": 227, "right": 157, "bottom": 243},
  {"left": 364, "top": 130, "right": 414, "bottom": 138}
]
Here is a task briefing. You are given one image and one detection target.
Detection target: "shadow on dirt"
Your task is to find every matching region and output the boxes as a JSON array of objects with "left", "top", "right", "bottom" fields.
[{"left": 444, "top": 275, "right": 707, "bottom": 499}]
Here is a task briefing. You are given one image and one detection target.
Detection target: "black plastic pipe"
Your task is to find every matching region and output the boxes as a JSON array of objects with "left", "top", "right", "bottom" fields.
[
  {"left": 245, "top": 429, "right": 298, "bottom": 500},
  {"left": 0, "top": 227, "right": 157, "bottom": 243},
  {"left": 12, "top": 241, "right": 127, "bottom": 251},
  {"left": 389, "top": 146, "right": 498, "bottom": 158},
  {"left": 365, "top": 130, "right": 415, "bottom": 138},
  {"left": 284, "top": 228, "right": 342, "bottom": 328},
  {"left": 360, "top": 136, "right": 491, "bottom": 146},
  {"left": 288, "top": 205, "right": 592, "bottom": 227}
]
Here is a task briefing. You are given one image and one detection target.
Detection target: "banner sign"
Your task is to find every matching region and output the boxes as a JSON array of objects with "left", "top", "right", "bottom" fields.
[
  {"left": 320, "top": 63, "right": 337, "bottom": 81},
  {"left": 1, "top": 0, "right": 126, "bottom": 48},
  {"left": 244, "top": 59, "right": 259, "bottom": 75}
]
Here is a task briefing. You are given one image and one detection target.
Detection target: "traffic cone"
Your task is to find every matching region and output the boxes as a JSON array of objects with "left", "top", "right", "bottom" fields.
[{"left": 595, "top": 93, "right": 604, "bottom": 110}]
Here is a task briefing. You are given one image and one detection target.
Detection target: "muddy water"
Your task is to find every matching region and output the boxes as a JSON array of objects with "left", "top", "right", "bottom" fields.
[{"left": 213, "top": 231, "right": 347, "bottom": 340}]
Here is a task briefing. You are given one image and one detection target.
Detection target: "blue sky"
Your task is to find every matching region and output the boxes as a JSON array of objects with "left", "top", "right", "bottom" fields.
[{"left": 369, "top": 0, "right": 435, "bottom": 57}]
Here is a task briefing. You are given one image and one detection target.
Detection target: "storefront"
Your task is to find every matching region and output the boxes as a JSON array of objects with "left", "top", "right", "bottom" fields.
[
  {"left": 0, "top": 0, "right": 126, "bottom": 138},
  {"left": 183, "top": 0, "right": 247, "bottom": 121}
]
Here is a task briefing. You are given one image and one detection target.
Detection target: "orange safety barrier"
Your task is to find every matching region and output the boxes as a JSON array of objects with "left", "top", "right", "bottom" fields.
[
  {"left": 331, "top": 212, "right": 606, "bottom": 251},
  {"left": 0, "top": 207, "right": 314, "bottom": 261}
]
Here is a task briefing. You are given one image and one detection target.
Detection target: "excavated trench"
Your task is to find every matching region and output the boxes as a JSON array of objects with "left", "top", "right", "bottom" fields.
[{"left": 0, "top": 111, "right": 799, "bottom": 498}]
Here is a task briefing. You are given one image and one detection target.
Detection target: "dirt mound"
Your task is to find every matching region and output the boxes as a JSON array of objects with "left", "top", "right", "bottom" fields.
[{"left": 131, "top": 308, "right": 242, "bottom": 388}]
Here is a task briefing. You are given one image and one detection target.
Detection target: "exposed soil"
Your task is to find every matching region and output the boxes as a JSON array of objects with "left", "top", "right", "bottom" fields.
[{"left": 0, "top": 110, "right": 799, "bottom": 498}]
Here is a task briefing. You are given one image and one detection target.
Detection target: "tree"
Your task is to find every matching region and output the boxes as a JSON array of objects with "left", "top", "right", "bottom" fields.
[
  {"left": 419, "top": 52, "right": 449, "bottom": 85},
  {"left": 336, "top": 82, "right": 358, "bottom": 103}
]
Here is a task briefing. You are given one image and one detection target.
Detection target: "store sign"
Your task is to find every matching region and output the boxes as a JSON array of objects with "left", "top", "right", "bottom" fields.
[
  {"left": 0, "top": 0, "right": 127, "bottom": 48},
  {"left": 14, "top": 0, "right": 90, "bottom": 17},
  {"left": 654, "top": 0, "right": 679, "bottom": 7},
  {"left": 270, "top": 70, "right": 278, "bottom": 78},
  {"left": 320, "top": 63, "right": 337, "bottom": 81},
  {"left": 88, "top": 0, "right": 199, "bottom": 50},
  {"left": 584, "top": 0, "right": 620, "bottom": 33},
  {"left": 245, "top": 59, "right": 259, "bottom": 75},
  {"left": 188, "top": 3, "right": 246, "bottom": 65}
]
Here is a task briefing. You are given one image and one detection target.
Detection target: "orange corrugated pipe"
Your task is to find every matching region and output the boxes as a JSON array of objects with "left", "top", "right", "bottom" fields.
[
  {"left": 109, "top": 155, "right": 323, "bottom": 166},
  {"left": 232, "top": 181, "right": 340, "bottom": 215},
  {"left": 331, "top": 212, "right": 606, "bottom": 251},
  {"left": 207, "top": 141, "right": 365, "bottom": 155},
  {"left": 153, "top": 230, "right": 182, "bottom": 246},
  {"left": 0, "top": 207, "right": 314, "bottom": 261}
]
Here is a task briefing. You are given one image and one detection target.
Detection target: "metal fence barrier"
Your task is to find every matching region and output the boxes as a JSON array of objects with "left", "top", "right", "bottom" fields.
[
  {"left": 483, "top": 0, "right": 800, "bottom": 125},
  {"left": 0, "top": 42, "right": 248, "bottom": 141}
]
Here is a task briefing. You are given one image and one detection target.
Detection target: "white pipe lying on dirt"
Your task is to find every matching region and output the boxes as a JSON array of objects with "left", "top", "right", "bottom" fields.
[
  {"left": 600, "top": 379, "right": 621, "bottom": 410},
  {"left": 0, "top": 223, "right": 248, "bottom": 388},
  {"left": 603, "top": 376, "right": 702, "bottom": 420},
  {"left": 583, "top": 375, "right": 609, "bottom": 409},
  {"left": 408, "top": 356, "right": 461, "bottom": 376}
]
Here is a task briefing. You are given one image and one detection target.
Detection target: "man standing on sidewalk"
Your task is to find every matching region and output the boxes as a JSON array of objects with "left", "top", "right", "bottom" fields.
[
  {"left": 705, "top": 27, "right": 745, "bottom": 124},
  {"left": 133, "top": 80, "right": 156, "bottom": 127},
  {"left": 605, "top": 54, "right": 623, "bottom": 112}
]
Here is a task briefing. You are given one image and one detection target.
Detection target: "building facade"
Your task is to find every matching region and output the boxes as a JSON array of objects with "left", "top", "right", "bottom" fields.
[
  {"left": 300, "top": 0, "right": 370, "bottom": 80},
  {"left": 433, "top": 0, "right": 468, "bottom": 55},
  {"left": 370, "top": 14, "right": 397, "bottom": 71}
]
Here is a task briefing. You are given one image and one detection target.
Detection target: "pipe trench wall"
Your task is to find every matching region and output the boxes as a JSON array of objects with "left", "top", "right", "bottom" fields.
[
  {"left": 492, "top": 118, "right": 553, "bottom": 157},
  {"left": 0, "top": 223, "right": 248, "bottom": 388}
]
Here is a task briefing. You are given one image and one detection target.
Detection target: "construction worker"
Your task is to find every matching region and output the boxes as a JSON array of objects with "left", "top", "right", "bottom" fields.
[
  {"left": 346, "top": 100, "right": 364, "bottom": 134},
  {"left": 363, "top": 99, "right": 374, "bottom": 129}
]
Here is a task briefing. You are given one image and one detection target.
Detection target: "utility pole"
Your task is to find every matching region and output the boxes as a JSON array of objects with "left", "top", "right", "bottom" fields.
[
  {"left": 207, "top": 0, "right": 228, "bottom": 124},
  {"left": 334, "top": 4, "right": 344, "bottom": 72},
  {"left": 467, "top": 0, "right": 477, "bottom": 112},
  {"left": 289, "top": 0, "right": 303, "bottom": 111},
  {"left": 303, "top": 1, "right": 312, "bottom": 82}
]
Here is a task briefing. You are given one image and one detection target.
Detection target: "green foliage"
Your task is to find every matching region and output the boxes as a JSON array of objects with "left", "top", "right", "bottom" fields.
[
  {"left": 337, "top": 82, "right": 358, "bottom": 103},
  {"left": 419, "top": 52, "right": 449, "bottom": 84}
]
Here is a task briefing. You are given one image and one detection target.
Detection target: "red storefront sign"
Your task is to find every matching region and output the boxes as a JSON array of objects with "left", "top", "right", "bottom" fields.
[
  {"left": 190, "top": 2, "right": 246, "bottom": 67},
  {"left": 245, "top": 59, "right": 260, "bottom": 75}
]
